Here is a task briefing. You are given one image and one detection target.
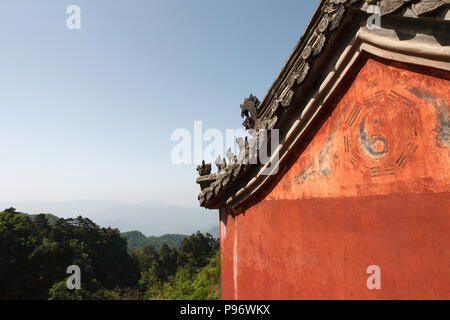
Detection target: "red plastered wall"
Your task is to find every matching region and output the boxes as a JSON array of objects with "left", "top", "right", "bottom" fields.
[{"left": 220, "top": 58, "right": 450, "bottom": 300}]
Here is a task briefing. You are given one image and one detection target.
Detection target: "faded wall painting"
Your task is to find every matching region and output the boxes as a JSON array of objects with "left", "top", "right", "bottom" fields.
[{"left": 271, "top": 58, "right": 450, "bottom": 201}]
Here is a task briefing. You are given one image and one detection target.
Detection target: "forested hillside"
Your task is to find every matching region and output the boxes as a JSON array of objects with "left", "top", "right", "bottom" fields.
[
  {"left": 0, "top": 208, "right": 220, "bottom": 300},
  {"left": 121, "top": 231, "right": 188, "bottom": 251},
  {"left": 25, "top": 213, "right": 60, "bottom": 224},
  {"left": 22, "top": 213, "right": 216, "bottom": 252}
]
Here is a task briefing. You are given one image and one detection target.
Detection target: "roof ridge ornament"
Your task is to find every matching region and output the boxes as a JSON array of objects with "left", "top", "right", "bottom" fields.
[
  {"left": 196, "top": 160, "right": 211, "bottom": 177},
  {"left": 240, "top": 94, "right": 260, "bottom": 130},
  {"left": 215, "top": 156, "right": 227, "bottom": 171}
]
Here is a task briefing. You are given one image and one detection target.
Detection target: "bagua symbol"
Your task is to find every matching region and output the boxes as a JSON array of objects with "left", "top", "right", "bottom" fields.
[
  {"left": 66, "top": 265, "right": 82, "bottom": 290},
  {"left": 366, "top": 4, "right": 381, "bottom": 30},
  {"left": 66, "top": 5, "right": 81, "bottom": 30}
]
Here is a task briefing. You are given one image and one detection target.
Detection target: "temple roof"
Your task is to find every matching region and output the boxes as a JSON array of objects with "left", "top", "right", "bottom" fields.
[{"left": 195, "top": 0, "right": 450, "bottom": 213}]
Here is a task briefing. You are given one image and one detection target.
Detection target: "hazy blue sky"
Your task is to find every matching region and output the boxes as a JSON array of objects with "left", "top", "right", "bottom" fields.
[{"left": 0, "top": 1, "right": 317, "bottom": 212}]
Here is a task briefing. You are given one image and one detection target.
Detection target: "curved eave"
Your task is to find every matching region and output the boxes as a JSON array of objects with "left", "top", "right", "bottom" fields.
[{"left": 199, "top": 0, "right": 450, "bottom": 213}]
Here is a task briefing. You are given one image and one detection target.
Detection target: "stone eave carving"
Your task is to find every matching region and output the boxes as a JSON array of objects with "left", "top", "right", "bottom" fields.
[
  {"left": 362, "top": 0, "right": 450, "bottom": 17},
  {"left": 196, "top": 0, "right": 450, "bottom": 211}
]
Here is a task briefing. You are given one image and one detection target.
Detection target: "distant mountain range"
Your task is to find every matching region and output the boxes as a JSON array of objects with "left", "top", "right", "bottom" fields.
[{"left": 0, "top": 200, "right": 218, "bottom": 236}]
